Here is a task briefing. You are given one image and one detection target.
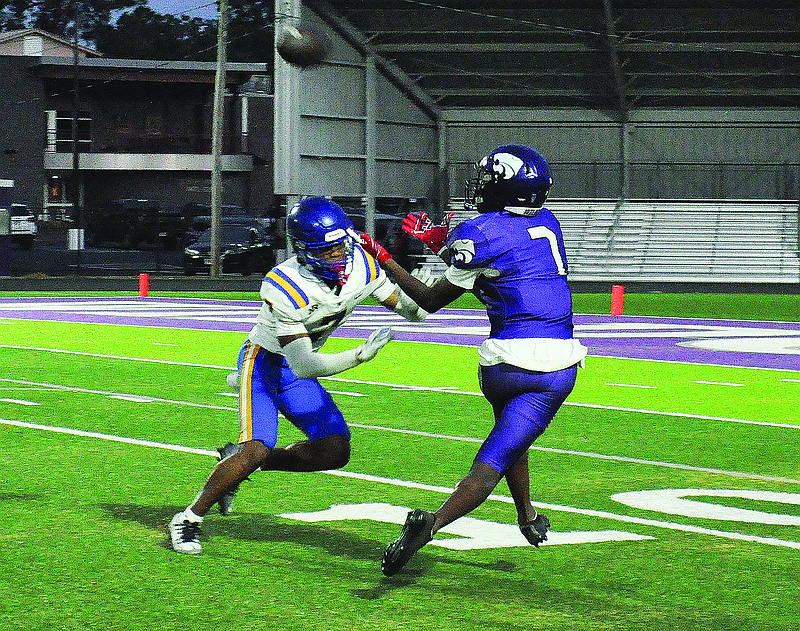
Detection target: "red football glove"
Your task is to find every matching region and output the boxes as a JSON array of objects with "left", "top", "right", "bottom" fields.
[
  {"left": 401, "top": 211, "right": 454, "bottom": 255},
  {"left": 358, "top": 232, "right": 392, "bottom": 264}
]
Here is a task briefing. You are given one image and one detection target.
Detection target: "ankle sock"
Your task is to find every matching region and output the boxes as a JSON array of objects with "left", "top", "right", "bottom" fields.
[{"left": 184, "top": 508, "right": 204, "bottom": 523}]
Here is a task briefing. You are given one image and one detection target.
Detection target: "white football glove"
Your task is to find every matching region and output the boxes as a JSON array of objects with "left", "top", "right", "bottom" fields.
[
  {"left": 411, "top": 266, "right": 435, "bottom": 286},
  {"left": 355, "top": 327, "right": 394, "bottom": 362},
  {"left": 393, "top": 266, "right": 436, "bottom": 322}
]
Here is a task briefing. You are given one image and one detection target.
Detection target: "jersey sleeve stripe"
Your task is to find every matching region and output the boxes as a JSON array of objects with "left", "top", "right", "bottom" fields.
[
  {"left": 356, "top": 245, "right": 379, "bottom": 284},
  {"left": 265, "top": 270, "right": 309, "bottom": 308}
]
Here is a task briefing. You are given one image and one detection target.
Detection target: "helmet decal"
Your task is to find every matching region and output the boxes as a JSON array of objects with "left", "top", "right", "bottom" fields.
[
  {"left": 323, "top": 227, "right": 348, "bottom": 242},
  {"left": 466, "top": 144, "right": 552, "bottom": 215},
  {"left": 483, "top": 152, "right": 527, "bottom": 180}
]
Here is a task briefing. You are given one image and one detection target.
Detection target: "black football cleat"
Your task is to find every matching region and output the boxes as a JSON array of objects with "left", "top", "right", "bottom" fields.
[
  {"left": 381, "top": 509, "right": 435, "bottom": 576},
  {"left": 519, "top": 512, "right": 550, "bottom": 547}
]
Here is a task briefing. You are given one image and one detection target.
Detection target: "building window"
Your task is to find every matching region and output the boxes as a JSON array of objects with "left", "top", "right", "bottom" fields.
[{"left": 46, "top": 110, "right": 92, "bottom": 152}]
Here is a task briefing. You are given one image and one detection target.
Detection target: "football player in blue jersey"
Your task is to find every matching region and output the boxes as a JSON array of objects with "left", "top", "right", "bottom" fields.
[
  {"left": 169, "top": 196, "right": 428, "bottom": 555},
  {"left": 360, "top": 144, "right": 588, "bottom": 576}
]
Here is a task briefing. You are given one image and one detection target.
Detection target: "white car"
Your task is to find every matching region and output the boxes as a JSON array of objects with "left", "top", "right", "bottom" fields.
[{"left": 10, "top": 203, "right": 37, "bottom": 250}]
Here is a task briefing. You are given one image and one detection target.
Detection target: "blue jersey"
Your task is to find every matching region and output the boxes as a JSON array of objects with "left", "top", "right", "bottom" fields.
[{"left": 445, "top": 208, "right": 574, "bottom": 341}]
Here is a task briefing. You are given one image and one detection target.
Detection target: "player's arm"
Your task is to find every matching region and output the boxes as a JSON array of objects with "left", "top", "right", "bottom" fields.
[
  {"left": 279, "top": 329, "right": 393, "bottom": 379},
  {"left": 385, "top": 259, "right": 464, "bottom": 313},
  {"left": 378, "top": 267, "right": 435, "bottom": 322},
  {"left": 359, "top": 234, "right": 464, "bottom": 313}
]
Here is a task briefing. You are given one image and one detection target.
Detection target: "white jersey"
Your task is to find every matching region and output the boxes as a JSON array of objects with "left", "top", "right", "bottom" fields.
[{"left": 248, "top": 244, "right": 396, "bottom": 353}]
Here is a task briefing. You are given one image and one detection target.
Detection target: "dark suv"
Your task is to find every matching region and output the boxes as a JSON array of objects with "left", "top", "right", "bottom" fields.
[{"left": 183, "top": 218, "right": 275, "bottom": 276}]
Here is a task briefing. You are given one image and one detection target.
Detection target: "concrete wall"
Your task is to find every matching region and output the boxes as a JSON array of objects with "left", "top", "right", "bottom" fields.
[{"left": 0, "top": 57, "right": 48, "bottom": 214}]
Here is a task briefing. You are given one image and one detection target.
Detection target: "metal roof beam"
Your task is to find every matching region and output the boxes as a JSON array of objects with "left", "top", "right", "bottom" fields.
[{"left": 305, "top": 0, "right": 441, "bottom": 120}]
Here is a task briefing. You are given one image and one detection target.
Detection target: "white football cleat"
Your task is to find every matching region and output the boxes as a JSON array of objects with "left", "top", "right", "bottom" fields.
[
  {"left": 226, "top": 371, "right": 240, "bottom": 390},
  {"left": 169, "top": 513, "right": 202, "bottom": 555}
]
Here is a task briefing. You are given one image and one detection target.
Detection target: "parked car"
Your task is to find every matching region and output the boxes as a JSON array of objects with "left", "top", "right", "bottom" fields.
[
  {"left": 184, "top": 219, "right": 275, "bottom": 276},
  {"left": 10, "top": 203, "right": 37, "bottom": 250},
  {"left": 182, "top": 205, "right": 249, "bottom": 246},
  {"left": 85, "top": 199, "right": 161, "bottom": 249}
]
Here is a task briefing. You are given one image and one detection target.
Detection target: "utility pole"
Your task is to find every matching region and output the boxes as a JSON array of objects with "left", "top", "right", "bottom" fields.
[
  {"left": 71, "top": 7, "right": 82, "bottom": 271},
  {"left": 210, "top": 0, "right": 228, "bottom": 278}
]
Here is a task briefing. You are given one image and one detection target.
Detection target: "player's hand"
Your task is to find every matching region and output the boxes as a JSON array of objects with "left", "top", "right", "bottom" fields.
[
  {"left": 356, "top": 327, "right": 394, "bottom": 362},
  {"left": 410, "top": 266, "right": 435, "bottom": 286},
  {"left": 358, "top": 233, "right": 392, "bottom": 264},
  {"left": 401, "top": 212, "right": 454, "bottom": 255}
]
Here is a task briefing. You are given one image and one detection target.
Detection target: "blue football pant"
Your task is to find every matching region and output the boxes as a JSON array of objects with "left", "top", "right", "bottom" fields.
[
  {"left": 236, "top": 341, "right": 351, "bottom": 447},
  {"left": 476, "top": 362, "right": 578, "bottom": 474}
]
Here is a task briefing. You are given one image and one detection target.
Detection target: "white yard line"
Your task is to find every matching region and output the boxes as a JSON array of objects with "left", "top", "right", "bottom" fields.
[
  {"left": 606, "top": 383, "right": 659, "bottom": 389},
  {"left": 2, "top": 378, "right": 797, "bottom": 485},
  {"left": 5, "top": 343, "right": 796, "bottom": 430},
  {"left": 2, "top": 416, "right": 798, "bottom": 549},
  {"left": 692, "top": 380, "right": 744, "bottom": 387},
  {"left": 1, "top": 418, "right": 218, "bottom": 456},
  {"left": 346, "top": 423, "right": 800, "bottom": 485}
]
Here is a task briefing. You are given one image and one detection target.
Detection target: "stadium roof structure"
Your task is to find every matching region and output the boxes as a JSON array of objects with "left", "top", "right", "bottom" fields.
[{"left": 309, "top": 0, "right": 800, "bottom": 115}]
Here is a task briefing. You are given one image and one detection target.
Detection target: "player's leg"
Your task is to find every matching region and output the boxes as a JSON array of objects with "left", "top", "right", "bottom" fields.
[
  {"left": 259, "top": 432, "right": 350, "bottom": 472},
  {"left": 169, "top": 343, "right": 281, "bottom": 553},
  {"left": 501, "top": 449, "right": 550, "bottom": 545},
  {"left": 189, "top": 439, "right": 271, "bottom": 516},
  {"left": 477, "top": 362, "right": 578, "bottom": 545},
  {"left": 432, "top": 459, "right": 504, "bottom": 534},
  {"left": 259, "top": 367, "right": 352, "bottom": 472},
  {"left": 169, "top": 439, "right": 270, "bottom": 554},
  {"left": 503, "top": 450, "right": 536, "bottom": 524},
  {"left": 382, "top": 364, "right": 577, "bottom": 573},
  {"left": 382, "top": 458, "right": 503, "bottom": 576}
]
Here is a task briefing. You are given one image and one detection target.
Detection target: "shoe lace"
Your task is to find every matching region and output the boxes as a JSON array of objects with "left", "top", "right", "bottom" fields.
[{"left": 180, "top": 520, "right": 201, "bottom": 542}]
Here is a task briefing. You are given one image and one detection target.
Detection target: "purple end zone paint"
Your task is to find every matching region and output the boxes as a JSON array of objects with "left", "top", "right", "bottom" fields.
[{"left": 0, "top": 297, "right": 798, "bottom": 371}]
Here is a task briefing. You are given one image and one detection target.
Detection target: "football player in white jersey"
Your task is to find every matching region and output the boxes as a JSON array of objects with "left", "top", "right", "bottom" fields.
[{"left": 170, "top": 197, "right": 426, "bottom": 555}]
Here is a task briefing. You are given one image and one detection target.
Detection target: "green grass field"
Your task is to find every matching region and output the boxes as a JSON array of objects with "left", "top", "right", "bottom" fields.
[{"left": 0, "top": 293, "right": 798, "bottom": 631}]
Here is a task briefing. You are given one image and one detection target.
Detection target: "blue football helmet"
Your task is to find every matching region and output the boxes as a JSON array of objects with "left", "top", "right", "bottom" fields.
[
  {"left": 465, "top": 144, "right": 553, "bottom": 215},
  {"left": 287, "top": 197, "right": 357, "bottom": 284}
]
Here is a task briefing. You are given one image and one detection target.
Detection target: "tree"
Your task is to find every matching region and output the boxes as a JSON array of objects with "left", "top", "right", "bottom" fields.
[
  {"left": 0, "top": 0, "right": 35, "bottom": 30},
  {"left": 9, "top": 0, "right": 144, "bottom": 41},
  {"left": 92, "top": 0, "right": 273, "bottom": 63},
  {"left": 225, "top": 0, "right": 273, "bottom": 63},
  {"left": 1, "top": 0, "right": 275, "bottom": 64},
  {"left": 93, "top": 6, "right": 217, "bottom": 60}
]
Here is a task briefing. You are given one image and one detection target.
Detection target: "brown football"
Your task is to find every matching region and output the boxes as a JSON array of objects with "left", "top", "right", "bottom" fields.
[{"left": 276, "top": 24, "right": 332, "bottom": 68}]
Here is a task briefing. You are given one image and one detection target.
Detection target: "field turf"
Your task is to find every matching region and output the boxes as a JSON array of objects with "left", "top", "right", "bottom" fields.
[{"left": 0, "top": 292, "right": 797, "bottom": 631}]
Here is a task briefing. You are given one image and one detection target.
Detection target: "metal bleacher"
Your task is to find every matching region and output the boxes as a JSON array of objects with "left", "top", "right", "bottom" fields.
[{"left": 416, "top": 199, "right": 800, "bottom": 284}]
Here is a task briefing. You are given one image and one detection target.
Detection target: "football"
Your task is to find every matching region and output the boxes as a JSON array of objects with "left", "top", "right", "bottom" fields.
[{"left": 276, "top": 24, "right": 332, "bottom": 68}]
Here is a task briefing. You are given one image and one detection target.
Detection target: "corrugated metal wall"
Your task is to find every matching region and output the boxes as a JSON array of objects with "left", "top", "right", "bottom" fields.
[
  {"left": 273, "top": 6, "right": 439, "bottom": 206},
  {"left": 444, "top": 109, "right": 800, "bottom": 201}
]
